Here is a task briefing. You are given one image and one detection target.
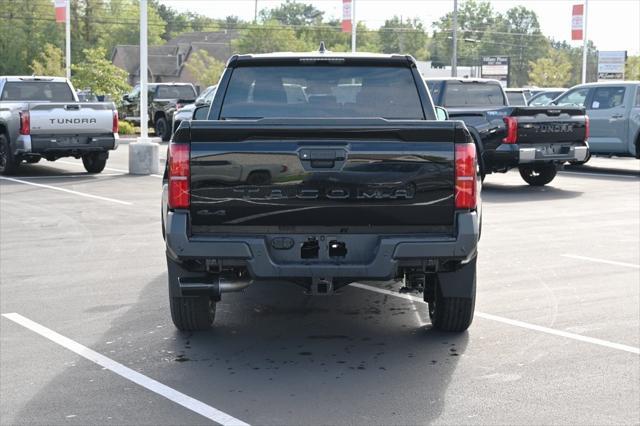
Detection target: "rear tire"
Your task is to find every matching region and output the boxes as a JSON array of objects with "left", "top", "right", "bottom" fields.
[
  {"left": 155, "top": 117, "right": 171, "bottom": 142},
  {"left": 82, "top": 153, "right": 107, "bottom": 174},
  {"left": 519, "top": 164, "right": 557, "bottom": 186},
  {"left": 427, "top": 261, "right": 476, "bottom": 332},
  {"left": 170, "top": 296, "right": 216, "bottom": 331},
  {"left": 0, "top": 134, "right": 20, "bottom": 175}
]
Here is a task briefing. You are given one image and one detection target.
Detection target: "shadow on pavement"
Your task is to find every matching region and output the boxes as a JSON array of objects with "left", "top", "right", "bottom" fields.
[
  {"left": 17, "top": 273, "right": 469, "bottom": 425},
  {"left": 481, "top": 182, "right": 583, "bottom": 203}
]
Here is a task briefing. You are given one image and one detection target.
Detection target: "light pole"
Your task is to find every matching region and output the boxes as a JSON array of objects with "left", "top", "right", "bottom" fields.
[
  {"left": 130, "top": 0, "right": 159, "bottom": 175},
  {"left": 65, "top": 0, "right": 70, "bottom": 79},
  {"left": 581, "top": 0, "right": 589, "bottom": 83},
  {"left": 451, "top": 0, "right": 458, "bottom": 77},
  {"left": 351, "top": 0, "right": 356, "bottom": 53}
]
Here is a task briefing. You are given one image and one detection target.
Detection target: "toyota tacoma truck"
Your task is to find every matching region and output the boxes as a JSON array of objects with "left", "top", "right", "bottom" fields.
[
  {"left": 162, "top": 51, "right": 481, "bottom": 333},
  {"left": 120, "top": 82, "right": 197, "bottom": 142},
  {"left": 426, "top": 78, "right": 589, "bottom": 186},
  {"left": 0, "top": 76, "right": 119, "bottom": 175}
]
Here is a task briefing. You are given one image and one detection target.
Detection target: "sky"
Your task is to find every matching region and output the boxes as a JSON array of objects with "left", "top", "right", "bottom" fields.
[{"left": 159, "top": 0, "right": 640, "bottom": 55}]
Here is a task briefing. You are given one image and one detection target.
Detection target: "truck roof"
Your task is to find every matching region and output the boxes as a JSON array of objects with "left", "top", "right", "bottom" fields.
[
  {"left": 571, "top": 80, "right": 640, "bottom": 88},
  {"left": 0, "top": 76, "right": 69, "bottom": 83},
  {"left": 228, "top": 51, "right": 416, "bottom": 66},
  {"left": 424, "top": 77, "right": 503, "bottom": 85}
]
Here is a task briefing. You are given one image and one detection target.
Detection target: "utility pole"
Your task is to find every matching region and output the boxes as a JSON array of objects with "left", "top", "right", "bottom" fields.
[
  {"left": 451, "top": 0, "right": 458, "bottom": 77},
  {"left": 581, "top": 0, "right": 589, "bottom": 83},
  {"left": 140, "top": 0, "right": 148, "bottom": 140},
  {"left": 351, "top": 0, "right": 356, "bottom": 52},
  {"left": 254, "top": 0, "right": 258, "bottom": 24},
  {"left": 65, "top": 0, "right": 71, "bottom": 79}
]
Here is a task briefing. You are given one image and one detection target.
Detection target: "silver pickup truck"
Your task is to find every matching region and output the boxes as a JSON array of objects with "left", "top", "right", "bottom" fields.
[
  {"left": 0, "top": 76, "right": 119, "bottom": 175},
  {"left": 553, "top": 81, "right": 640, "bottom": 159}
]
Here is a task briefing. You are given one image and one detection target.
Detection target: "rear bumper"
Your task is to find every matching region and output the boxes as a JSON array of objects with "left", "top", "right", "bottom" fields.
[
  {"left": 165, "top": 210, "right": 480, "bottom": 281},
  {"left": 14, "top": 134, "right": 118, "bottom": 156},
  {"left": 489, "top": 142, "right": 589, "bottom": 169}
]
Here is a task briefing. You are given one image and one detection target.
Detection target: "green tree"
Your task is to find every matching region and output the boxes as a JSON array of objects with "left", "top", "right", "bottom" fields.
[
  {"left": 259, "top": 1, "right": 324, "bottom": 26},
  {"left": 379, "top": 16, "right": 428, "bottom": 59},
  {"left": 233, "top": 21, "right": 311, "bottom": 54},
  {"left": 0, "top": 0, "right": 64, "bottom": 75},
  {"left": 30, "top": 44, "right": 66, "bottom": 77},
  {"left": 72, "top": 48, "right": 130, "bottom": 99},
  {"left": 625, "top": 56, "right": 640, "bottom": 80},
  {"left": 551, "top": 40, "right": 598, "bottom": 85},
  {"left": 478, "top": 6, "right": 549, "bottom": 86},
  {"left": 184, "top": 50, "right": 225, "bottom": 87},
  {"left": 528, "top": 49, "right": 573, "bottom": 87},
  {"left": 430, "top": 0, "right": 497, "bottom": 67}
]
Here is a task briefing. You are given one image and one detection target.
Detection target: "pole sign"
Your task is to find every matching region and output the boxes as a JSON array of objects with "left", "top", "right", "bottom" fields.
[
  {"left": 571, "top": 4, "right": 584, "bottom": 41},
  {"left": 481, "top": 56, "right": 510, "bottom": 87},
  {"left": 55, "top": 0, "right": 66, "bottom": 23},
  {"left": 597, "top": 51, "right": 626, "bottom": 81},
  {"left": 342, "top": 0, "right": 352, "bottom": 33}
]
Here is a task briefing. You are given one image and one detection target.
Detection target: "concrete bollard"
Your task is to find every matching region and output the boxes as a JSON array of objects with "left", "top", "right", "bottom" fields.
[{"left": 129, "top": 137, "right": 161, "bottom": 175}]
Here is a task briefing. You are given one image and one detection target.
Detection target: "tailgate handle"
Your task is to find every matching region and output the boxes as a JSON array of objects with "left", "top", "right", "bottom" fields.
[
  {"left": 299, "top": 149, "right": 346, "bottom": 170},
  {"left": 64, "top": 104, "right": 80, "bottom": 110},
  {"left": 299, "top": 149, "right": 343, "bottom": 161}
]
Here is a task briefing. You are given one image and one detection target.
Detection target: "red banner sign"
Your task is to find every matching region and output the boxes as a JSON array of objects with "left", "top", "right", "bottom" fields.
[
  {"left": 55, "top": 0, "right": 67, "bottom": 23},
  {"left": 342, "top": 0, "right": 352, "bottom": 33},
  {"left": 572, "top": 4, "right": 584, "bottom": 40}
]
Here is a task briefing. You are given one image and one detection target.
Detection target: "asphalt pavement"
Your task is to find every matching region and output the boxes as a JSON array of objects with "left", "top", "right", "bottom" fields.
[{"left": 1, "top": 148, "right": 639, "bottom": 425}]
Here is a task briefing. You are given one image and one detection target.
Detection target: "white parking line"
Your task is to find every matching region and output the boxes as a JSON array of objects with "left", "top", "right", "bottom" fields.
[
  {"left": 559, "top": 171, "right": 639, "bottom": 179},
  {"left": 0, "top": 176, "right": 132, "bottom": 206},
  {"left": 350, "top": 283, "right": 640, "bottom": 355},
  {"left": 2, "top": 313, "right": 250, "bottom": 426},
  {"left": 56, "top": 160, "right": 163, "bottom": 178},
  {"left": 562, "top": 254, "right": 640, "bottom": 269},
  {"left": 6, "top": 173, "right": 125, "bottom": 179}
]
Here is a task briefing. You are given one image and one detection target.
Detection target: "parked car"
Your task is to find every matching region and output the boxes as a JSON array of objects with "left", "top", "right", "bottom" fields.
[
  {"left": 505, "top": 88, "right": 528, "bottom": 106},
  {"left": 426, "top": 78, "right": 589, "bottom": 186},
  {"left": 162, "top": 51, "right": 481, "bottom": 333},
  {"left": 0, "top": 76, "right": 119, "bottom": 175},
  {"left": 552, "top": 81, "right": 640, "bottom": 159},
  {"left": 527, "top": 88, "right": 568, "bottom": 106},
  {"left": 120, "top": 83, "right": 197, "bottom": 142},
  {"left": 171, "top": 85, "right": 217, "bottom": 136}
]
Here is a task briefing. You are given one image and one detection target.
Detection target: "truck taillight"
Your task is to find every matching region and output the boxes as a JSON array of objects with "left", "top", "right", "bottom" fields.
[
  {"left": 502, "top": 116, "right": 518, "bottom": 144},
  {"left": 168, "top": 143, "right": 190, "bottom": 209},
  {"left": 112, "top": 110, "right": 119, "bottom": 134},
  {"left": 584, "top": 115, "right": 589, "bottom": 141},
  {"left": 19, "top": 111, "right": 30, "bottom": 135},
  {"left": 455, "top": 143, "right": 477, "bottom": 210}
]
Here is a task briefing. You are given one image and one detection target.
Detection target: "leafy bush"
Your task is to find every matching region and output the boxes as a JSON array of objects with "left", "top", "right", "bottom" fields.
[{"left": 118, "top": 120, "right": 136, "bottom": 135}]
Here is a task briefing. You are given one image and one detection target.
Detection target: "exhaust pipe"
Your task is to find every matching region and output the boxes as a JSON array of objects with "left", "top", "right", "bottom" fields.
[{"left": 178, "top": 275, "right": 252, "bottom": 299}]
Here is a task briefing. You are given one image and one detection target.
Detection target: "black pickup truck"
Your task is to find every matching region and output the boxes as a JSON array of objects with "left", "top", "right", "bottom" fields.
[
  {"left": 120, "top": 83, "right": 197, "bottom": 142},
  {"left": 162, "top": 52, "right": 481, "bottom": 333},
  {"left": 426, "top": 78, "right": 589, "bottom": 186}
]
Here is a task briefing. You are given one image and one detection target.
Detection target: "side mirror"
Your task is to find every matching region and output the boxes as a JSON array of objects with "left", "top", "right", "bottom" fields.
[
  {"left": 122, "top": 94, "right": 130, "bottom": 102},
  {"left": 193, "top": 105, "right": 209, "bottom": 120},
  {"left": 434, "top": 106, "right": 449, "bottom": 121}
]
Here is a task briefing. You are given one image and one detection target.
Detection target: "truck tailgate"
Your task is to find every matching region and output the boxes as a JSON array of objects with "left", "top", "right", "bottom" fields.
[
  {"left": 495, "top": 106, "right": 587, "bottom": 144},
  {"left": 29, "top": 102, "right": 114, "bottom": 135},
  {"left": 187, "top": 120, "right": 460, "bottom": 231}
]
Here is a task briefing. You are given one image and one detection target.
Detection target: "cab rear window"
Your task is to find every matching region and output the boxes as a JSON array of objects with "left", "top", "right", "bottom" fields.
[
  {"left": 1, "top": 81, "right": 74, "bottom": 102},
  {"left": 220, "top": 65, "right": 424, "bottom": 119},
  {"left": 443, "top": 82, "right": 506, "bottom": 107}
]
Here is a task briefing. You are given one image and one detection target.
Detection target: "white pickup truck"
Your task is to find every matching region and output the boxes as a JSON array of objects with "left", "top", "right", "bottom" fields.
[{"left": 0, "top": 76, "right": 119, "bottom": 175}]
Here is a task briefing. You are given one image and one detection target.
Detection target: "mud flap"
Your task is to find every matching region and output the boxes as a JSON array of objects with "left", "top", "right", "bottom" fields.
[{"left": 437, "top": 256, "right": 477, "bottom": 299}]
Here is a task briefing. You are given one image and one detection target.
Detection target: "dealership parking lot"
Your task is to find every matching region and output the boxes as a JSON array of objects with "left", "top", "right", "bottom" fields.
[{"left": 1, "top": 145, "right": 639, "bottom": 425}]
